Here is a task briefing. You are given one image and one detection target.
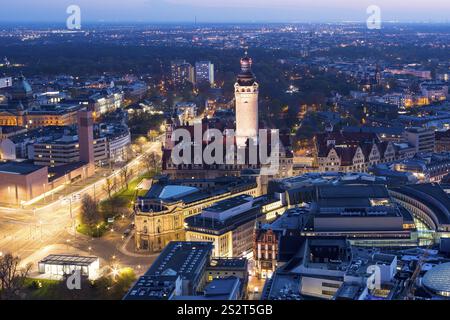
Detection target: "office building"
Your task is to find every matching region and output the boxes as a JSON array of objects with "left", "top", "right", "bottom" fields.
[
  {"left": 124, "top": 241, "right": 248, "bottom": 300},
  {"left": 392, "top": 152, "right": 450, "bottom": 183},
  {"left": 171, "top": 60, "right": 194, "bottom": 86},
  {"left": 195, "top": 61, "right": 214, "bottom": 86},
  {"left": 297, "top": 185, "right": 417, "bottom": 247},
  {"left": 77, "top": 110, "right": 95, "bottom": 176},
  {"left": 261, "top": 239, "right": 398, "bottom": 300},
  {"left": 389, "top": 183, "right": 450, "bottom": 234},
  {"left": 124, "top": 242, "right": 213, "bottom": 299},
  {"left": 185, "top": 195, "right": 268, "bottom": 258},
  {"left": 0, "top": 162, "right": 48, "bottom": 205},
  {"left": 404, "top": 127, "right": 435, "bottom": 154}
]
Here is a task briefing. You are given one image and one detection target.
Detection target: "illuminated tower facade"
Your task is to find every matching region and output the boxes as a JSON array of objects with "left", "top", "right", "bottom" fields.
[{"left": 235, "top": 55, "right": 259, "bottom": 147}]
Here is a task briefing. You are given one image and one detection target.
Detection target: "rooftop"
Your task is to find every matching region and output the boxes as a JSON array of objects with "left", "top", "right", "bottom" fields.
[
  {"left": 145, "top": 241, "right": 213, "bottom": 281},
  {"left": 123, "top": 275, "right": 177, "bottom": 300},
  {"left": 203, "top": 277, "right": 241, "bottom": 299},
  {"left": 422, "top": 262, "right": 450, "bottom": 296},
  {"left": 38, "top": 254, "right": 98, "bottom": 266},
  {"left": 158, "top": 185, "right": 199, "bottom": 200},
  {"left": 0, "top": 161, "right": 45, "bottom": 175},
  {"left": 208, "top": 258, "right": 248, "bottom": 270},
  {"left": 185, "top": 206, "right": 262, "bottom": 233},
  {"left": 391, "top": 183, "right": 450, "bottom": 226},
  {"left": 204, "top": 194, "right": 252, "bottom": 213}
]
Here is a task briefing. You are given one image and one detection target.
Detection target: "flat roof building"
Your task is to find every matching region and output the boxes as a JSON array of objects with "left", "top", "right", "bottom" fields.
[
  {"left": 0, "top": 161, "right": 48, "bottom": 205},
  {"left": 37, "top": 254, "right": 100, "bottom": 280},
  {"left": 298, "top": 185, "right": 417, "bottom": 246},
  {"left": 145, "top": 241, "right": 212, "bottom": 296},
  {"left": 390, "top": 183, "right": 450, "bottom": 233},
  {"left": 185, "top": 195, "right": 269, "bottom": 258},
  {"left": 404, "top": 127, "right": 435, "bottom": 154},
  {"left": 124, "top": 241, "right": 249, "bottom": 300}
]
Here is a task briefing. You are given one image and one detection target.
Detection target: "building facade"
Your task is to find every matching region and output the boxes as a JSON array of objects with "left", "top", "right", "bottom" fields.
[
  {"left": 134, "top": 177, "right": 260, "bottom": 253},
  {"left": 235, "top": 55, "right": 259, "bottom": 148},
  {"left": 314, "top": 131, "right": 397, "bottom": 173},
  {"left": 195, "top": 61, "right": 214, "bottom": 86}
]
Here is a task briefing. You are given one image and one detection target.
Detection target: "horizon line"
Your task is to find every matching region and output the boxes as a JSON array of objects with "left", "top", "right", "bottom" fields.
[{"left": 1, "top": 20, "right": 450, "bottom": 26}]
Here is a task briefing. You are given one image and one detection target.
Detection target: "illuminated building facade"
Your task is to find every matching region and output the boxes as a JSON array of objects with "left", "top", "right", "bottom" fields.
[
  {"left": 235, "top": 55, "right": 259, "bottom": 148},
  {"left": 134, "top": 176, "right": 259, "bottom": 253}
]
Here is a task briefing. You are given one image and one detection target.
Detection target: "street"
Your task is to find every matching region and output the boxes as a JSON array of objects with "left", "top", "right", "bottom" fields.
[{"left": 0, "top": 138, "right": 163, "bottom": 276}]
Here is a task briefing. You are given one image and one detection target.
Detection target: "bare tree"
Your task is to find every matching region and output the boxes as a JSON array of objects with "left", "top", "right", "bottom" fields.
[
  {"left": 113, "top": 176, "right": 119, "bottom": 193},
  {"left": 0, "top": 253, "right": 32, "bottom": 299},
  {"left": 143, "top": 152, "right": 161, "bottom": 175},
  {"left": 103, "top": 178, "right": 114, "bottom": 200},
  {"left": 80, "top": 194, "right": 101, "bottom": 227},
  {"left": 119, "top": 167, "right": 133, "bottom": 190}
]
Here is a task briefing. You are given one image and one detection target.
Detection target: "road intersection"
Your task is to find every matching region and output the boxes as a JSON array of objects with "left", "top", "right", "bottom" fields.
[{"left": 0, "top": 138, "right": 163, "bottom": 276}]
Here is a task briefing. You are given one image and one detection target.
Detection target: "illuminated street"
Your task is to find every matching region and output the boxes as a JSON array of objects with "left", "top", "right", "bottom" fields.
[{"left": 0, "top": 138, "right": 162, "bottom": 273}]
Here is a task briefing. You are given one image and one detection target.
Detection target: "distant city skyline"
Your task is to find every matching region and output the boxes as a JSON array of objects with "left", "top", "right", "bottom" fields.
[{"left": 2, "top": 0, "right": 450, "bottom": 23}]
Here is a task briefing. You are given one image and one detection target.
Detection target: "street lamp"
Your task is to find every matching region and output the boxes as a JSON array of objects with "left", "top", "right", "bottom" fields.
[
  {"left": 111, "top": 266, "right": 120, "bottom": 281},
  {"left": 112, "top": 267, "right": 119, "bottom": 277}
]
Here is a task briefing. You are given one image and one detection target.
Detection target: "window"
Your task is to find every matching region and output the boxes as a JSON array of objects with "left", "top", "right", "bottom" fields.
[{"left": 322, "top": 290, "right": 336, "bottom": 296}]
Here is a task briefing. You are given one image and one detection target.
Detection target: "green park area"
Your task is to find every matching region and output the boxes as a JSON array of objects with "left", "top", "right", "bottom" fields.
[{"left": 76, "top": 172, "right": 153, "bottom": 238}]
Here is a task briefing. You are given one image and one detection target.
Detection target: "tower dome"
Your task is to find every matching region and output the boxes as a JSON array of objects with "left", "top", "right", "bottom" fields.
[
  {"left": 237, "top": 55, "right": 256, "bottom": 86},
  {"left": 9, "top": 75, "right": 36, "bottom": 110}
]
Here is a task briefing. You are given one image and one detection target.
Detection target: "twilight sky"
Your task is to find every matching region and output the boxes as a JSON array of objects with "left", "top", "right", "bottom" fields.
[{"left": 1, "top": 0, "right": 450, "bottom": 23}]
